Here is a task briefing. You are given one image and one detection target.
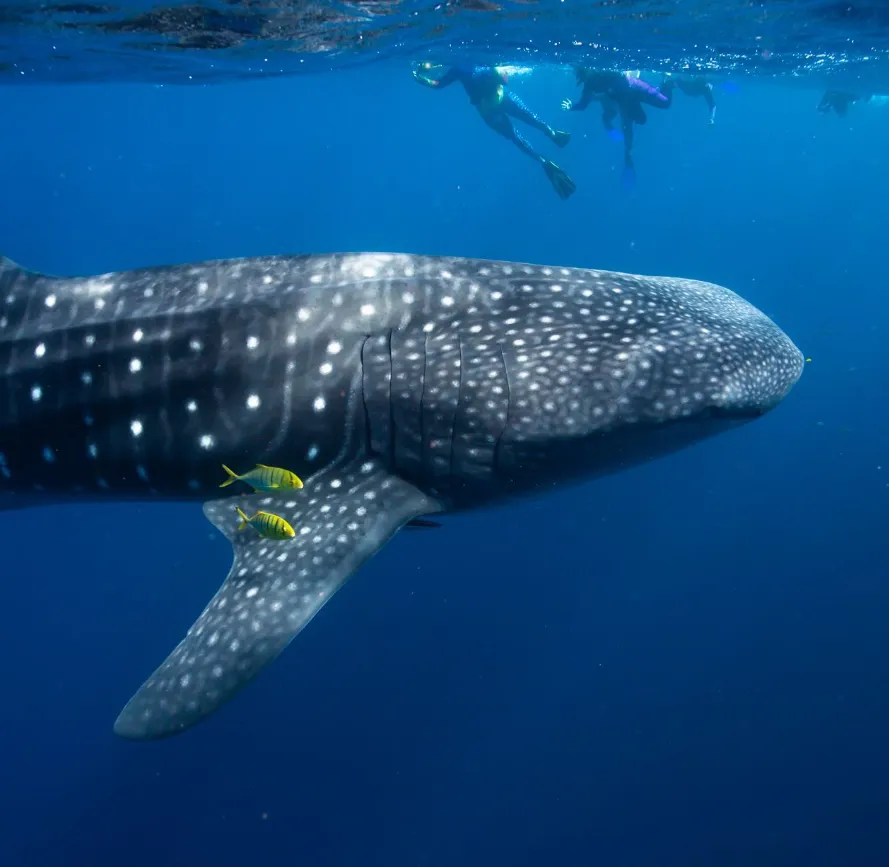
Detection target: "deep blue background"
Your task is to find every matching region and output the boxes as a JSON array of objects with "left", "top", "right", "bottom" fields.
[{"left": 1, "top": 66, "right": 888, "bottom": 866}]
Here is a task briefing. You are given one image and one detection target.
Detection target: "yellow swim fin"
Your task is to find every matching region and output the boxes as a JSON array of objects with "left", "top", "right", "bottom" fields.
[
  {"left": 235, "top": 507, "right": 250, "bottom": 531},
  {"left": 219, "top": 464, "right": 240, "bottom": 488}
]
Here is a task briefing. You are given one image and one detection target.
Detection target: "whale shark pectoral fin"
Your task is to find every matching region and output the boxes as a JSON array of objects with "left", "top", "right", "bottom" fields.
[{"left": 113, "top": 459, "right": 441, "bottom": 741}]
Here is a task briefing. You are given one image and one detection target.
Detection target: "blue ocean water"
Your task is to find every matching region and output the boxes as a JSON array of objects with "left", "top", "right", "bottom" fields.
[{"left": 2, "top": 8, "right": 889, "bottom": 865}]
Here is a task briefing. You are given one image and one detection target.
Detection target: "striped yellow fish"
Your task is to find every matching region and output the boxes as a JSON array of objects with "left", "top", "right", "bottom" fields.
[
  {"left": 235, "top": 507, "right": 296, "bottom": 541},
  {"left": 219, "top": 463, "right": 303, "bottom": 493}
]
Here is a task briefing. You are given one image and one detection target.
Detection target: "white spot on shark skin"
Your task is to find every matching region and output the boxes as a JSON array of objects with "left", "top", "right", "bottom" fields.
[
  {"left": 30, "top": 385, "right": 42, "bottom": 402},
  {"left": 189, "top": 339, "right": 203, "bottom": 353},
  {"left": 133, "top": 329, "right": 144, "bottom": 342},
  {"left": 34, "top": 343, "right": 46, "bottom": 359},
  {"left": 246, "top": 394, "right": 261, "bottom": 410},
  {"left": 129, "top": 358, "right": 142, "bottom": 373},
  {"left": 42, "top": 447, "right": 55, "bottom": 463},
  {"left": 199, "top": 435, "right": 215, "bottom": 450},
  {"left": 88, "top": 443, "right": 98, "bottom": 458},
  {"left": 186, "top": 400, "right": 198, "bottom": 413},
  {"left": 84, "top": 279, "right": 114, "bottom": 297},
  {"left": 246, "top": 336, "right": 259, "bottom": 350},
  {"left": 319, "top": 363, "right": 333, "bottom": 375},
  {"left": 84, "top": 334, "right": 96, "bottom": 347},
  {"left": 307, "top": 445, "right": 319, "bottom": 461},
  {"left": 137, "top": 465, "right": 149, "bottom": 481},
  {"left": 313, "top": 397, "right": 326, "bottom": 412},
  {"left": 360, "top": 304, "right": 375, "bottom": 317},
  {"left": 327, "top": 341, "right": 342, "bottom": 355},
  {"left": 44, "top": 294, "right": 57, "bottom": 308},
  {"left": 130, "top": 419, "right": 143, "bottom": 437}
]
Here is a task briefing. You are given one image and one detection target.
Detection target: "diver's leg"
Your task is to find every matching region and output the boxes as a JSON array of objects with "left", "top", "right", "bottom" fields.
[
  {"left": 481, "top": 110, "right": 575, "bottom": 199},
  {"left": 619, "top": 111, "right": 636, "bottom": 189},
  {"left": 621, "top": 112, "right": 635, "bottom": 167},
  {"left": 502, "top": 92, "right": 549, "bottom": 133},
  {"left": 637, "top": 82, "right": 673, "bottom": 110},
  {"left": 704, "top": 84, "right": 717, "bottom": 123},
  {"left": 482, "top": 112, "right": 543, "bottom": 162},
  {"left": 629, "top": 103, "right": 647, "bottom": 125},
  {"left": 502, "top": 92, "right": 570, "bottom": 146}
]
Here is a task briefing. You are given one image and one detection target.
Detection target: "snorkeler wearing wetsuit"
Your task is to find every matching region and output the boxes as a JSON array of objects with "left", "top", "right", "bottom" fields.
[
  {"left": 661, "top": 74, "right": 716, "bottom": 124},
  {"left": 562, "top": 68, "right": 673, "bottom": 186},
  {"left": 817, "top": 90, "right": 861, "bottom": 116},
  {"left": 412, "top": 63, "right": 577, "bottom": 200}
]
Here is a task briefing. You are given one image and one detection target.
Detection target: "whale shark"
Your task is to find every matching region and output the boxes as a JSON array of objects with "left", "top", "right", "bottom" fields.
[{"left": 0, "top": 252, "right": 804, "bottom": 740}]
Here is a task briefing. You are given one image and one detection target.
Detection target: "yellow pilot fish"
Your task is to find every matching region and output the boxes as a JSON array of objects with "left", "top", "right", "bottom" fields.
[
  {"left": 219, "top": 463, "right": 303, "bottom": 493},
  {"left": 235, "top": 507, "right": 296, "bottom": 541}
]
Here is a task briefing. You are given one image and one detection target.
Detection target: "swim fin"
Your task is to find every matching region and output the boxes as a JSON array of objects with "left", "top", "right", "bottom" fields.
[
  {"left": 542, "top": 159, "right": 577, "bottom": 200},
  {"left": 550, "top": 128, "right": 571, "bottom": 147}
]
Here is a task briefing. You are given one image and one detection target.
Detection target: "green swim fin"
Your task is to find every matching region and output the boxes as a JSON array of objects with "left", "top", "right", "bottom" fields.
[{"left": 542, "top": 159, "right": 577, "bottom": 200}]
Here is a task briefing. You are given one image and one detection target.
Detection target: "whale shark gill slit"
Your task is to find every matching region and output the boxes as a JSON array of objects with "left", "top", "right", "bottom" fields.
[{"left": 113, "top": 458, "right": 441, "bottom": 740}]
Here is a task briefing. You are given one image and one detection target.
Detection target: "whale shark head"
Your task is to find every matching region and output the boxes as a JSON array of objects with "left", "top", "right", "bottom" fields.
[{"left": 456, "top": 267, "right": 805, "bottom": 495}]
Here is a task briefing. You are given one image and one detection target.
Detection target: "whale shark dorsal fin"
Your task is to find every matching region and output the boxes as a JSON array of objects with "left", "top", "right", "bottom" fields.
[
  {"left": 0, "top": 255, "right": 24, "bottom": 274},
  {"left": 0, "top": 255, "right": 54, "bottom": 281},
  {"left": 113, "top": 459, "right": 441, "bottom": 740}
]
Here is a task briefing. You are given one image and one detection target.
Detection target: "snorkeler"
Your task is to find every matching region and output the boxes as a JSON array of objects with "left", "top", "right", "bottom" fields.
[
  {"left": 817, "top": 90, "right": 861, "bottom": 117},
  {"left": 660, "top": 74, "right": 716, "bottom": 124},
  {"left": 561, "top": 68, "right": 673, "bottom": 186},
  {"left": 412, "top": 63, "right": 577, "bottom": 200}
]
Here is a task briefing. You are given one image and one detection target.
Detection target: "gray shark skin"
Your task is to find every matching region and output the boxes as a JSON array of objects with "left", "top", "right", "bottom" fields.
[{"left": 0, "top": 252, "right": 804, "bottom": 740}]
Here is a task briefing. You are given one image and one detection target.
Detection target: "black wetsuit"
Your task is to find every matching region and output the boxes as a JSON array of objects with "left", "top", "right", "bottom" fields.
[{"left": 566, "top": 69, "right": 673, "bottom": 167}]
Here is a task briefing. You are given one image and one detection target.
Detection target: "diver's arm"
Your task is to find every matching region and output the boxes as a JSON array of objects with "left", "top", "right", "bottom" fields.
[
  {"left": 562, "top": 85, "right": 596, "bottom": 112},
  {"left": 412, "top": 65, "right": 459, "bottom": 89}
]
